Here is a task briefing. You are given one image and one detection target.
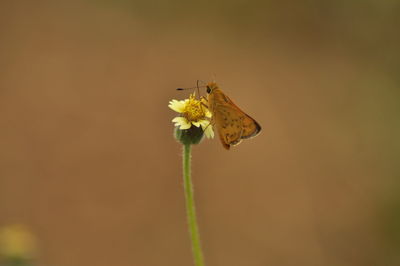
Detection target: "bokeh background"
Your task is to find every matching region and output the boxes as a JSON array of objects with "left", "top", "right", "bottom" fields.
[{"left": 1, "top": 1, "right": 399, "bottom": 266}]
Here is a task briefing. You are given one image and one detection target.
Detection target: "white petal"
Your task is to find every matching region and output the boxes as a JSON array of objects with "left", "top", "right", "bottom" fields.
[
  {"left": 172, "top": 117, "right": 191, "bottom": 130},
  {"left": 192, "top": 121, "right": 201, "bottom": 127},
  {"left": 205, "top": 109, "right": 212, "bottom": 118},
  {"left": 199, "top": 119, "right": 210, "bottom": 129},
  {"left": 204, "top": 124, "right": 214, "bottom": 139},
  {"left": 168, "top": 100, "right": 186, "bottom": 113},
  {"left": 172, "top": 117, "right": 184, "bottom": 123},
  {"left": 199, "top": 120, "right": 214, "bottom": 138},
  {"left": 179, "top": 122, "right": 191, "bottom": 130}
]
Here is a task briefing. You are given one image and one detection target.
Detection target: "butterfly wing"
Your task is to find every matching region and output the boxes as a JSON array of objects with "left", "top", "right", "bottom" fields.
[
  {"left": 208, "top": 86, "right": 261, "bottom": 149},
  {"left": 213, "top": 105, "right": 244, "bottom": 150},
  {"left": 241, "top": 114, "right": 261, "bottom": 139},
  {"left": 218, "top": 94, "right": 261, "bottom": 139}
]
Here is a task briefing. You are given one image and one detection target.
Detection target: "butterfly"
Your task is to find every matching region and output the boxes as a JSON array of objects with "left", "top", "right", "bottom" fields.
[{"left": 205, "top": 82, "right": 261, "bottom": 150}]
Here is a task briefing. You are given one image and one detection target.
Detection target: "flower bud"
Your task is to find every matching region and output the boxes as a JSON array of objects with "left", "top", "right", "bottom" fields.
[{"left": 174, "top": 126, "right": 205, "bottom": 145}]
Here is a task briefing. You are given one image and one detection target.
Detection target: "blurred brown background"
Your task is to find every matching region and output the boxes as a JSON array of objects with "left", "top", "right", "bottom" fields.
[{"left": 1, "top": 1, "right": 399, "bottom": 266}]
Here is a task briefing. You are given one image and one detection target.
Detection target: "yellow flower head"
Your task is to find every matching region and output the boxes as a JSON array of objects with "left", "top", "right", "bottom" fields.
[
  {"left": 0, "top": 224, "right": 37, "bottom": 260},
  {"left": 169, "top": 94, "right": 214, "bottom": 139}
]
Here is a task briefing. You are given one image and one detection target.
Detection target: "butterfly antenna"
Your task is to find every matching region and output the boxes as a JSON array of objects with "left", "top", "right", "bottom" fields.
[
  {"left": 196, "top": 80, "right": 201, "bottom": 97},
  {"left": 177, "top": 82, "right": 206, "bottom": 94},
  {"left": 211, "top": 73, "right": 217, "bottom": 83},
  {"left": 176, "top": 87, "right": 196, "bottom": 91}
]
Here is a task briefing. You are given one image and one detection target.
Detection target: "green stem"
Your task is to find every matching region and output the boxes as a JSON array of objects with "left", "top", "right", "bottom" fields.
[{"left": 183, "top": 144, "right": 205, "bottom": 266}]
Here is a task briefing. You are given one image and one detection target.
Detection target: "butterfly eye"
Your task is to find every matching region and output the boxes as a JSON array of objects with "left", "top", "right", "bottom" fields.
[{"left": 206, "top": 86, "right": 211, "bottom": 94}]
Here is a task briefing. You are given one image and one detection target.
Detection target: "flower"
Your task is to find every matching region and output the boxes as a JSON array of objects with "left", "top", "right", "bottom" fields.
[
  {"left": 169, "top": 94, "right": 214, "bottom": 139},
  {"left": 0, "top": 224, "right": 37, "bottom": 260}
]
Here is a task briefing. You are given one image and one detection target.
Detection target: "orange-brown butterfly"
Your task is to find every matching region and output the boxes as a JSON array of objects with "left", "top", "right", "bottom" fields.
[
  {"left": 177, "top": 81, "right": 261, "bottom": 149},
  {"left": 205, "top": 82, "right": 261, "bottom": 150}
]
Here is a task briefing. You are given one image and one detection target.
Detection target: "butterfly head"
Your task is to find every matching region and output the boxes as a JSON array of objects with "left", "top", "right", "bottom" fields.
[{"left": 206, "top": 82, "right": 219, "bottom": 94}]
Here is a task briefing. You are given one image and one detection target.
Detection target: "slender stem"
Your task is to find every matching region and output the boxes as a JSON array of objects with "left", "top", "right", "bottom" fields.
[{"left": 183, "top": 144, "right": 205, "bottom": 266}]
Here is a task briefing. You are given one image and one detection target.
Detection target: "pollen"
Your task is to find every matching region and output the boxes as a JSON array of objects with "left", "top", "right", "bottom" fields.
[{"left": 183, "top": 95, "right": 206, "bottom": 122}]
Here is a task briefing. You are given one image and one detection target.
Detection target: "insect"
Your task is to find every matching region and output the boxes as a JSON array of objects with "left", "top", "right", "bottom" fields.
[{"left": 205, "top": 82, "right": 261, "bottom": 150}]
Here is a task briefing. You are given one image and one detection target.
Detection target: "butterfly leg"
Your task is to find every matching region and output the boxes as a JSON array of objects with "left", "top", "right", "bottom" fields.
[
  {"left": 201, "top": 103, "right": 209, "bottom": 109},
  {"left": 200, "top": 96, "right": 209, "bottom": 108},
  {"left": 202, "top": 117, "right": 215, "bottom": 132}
]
